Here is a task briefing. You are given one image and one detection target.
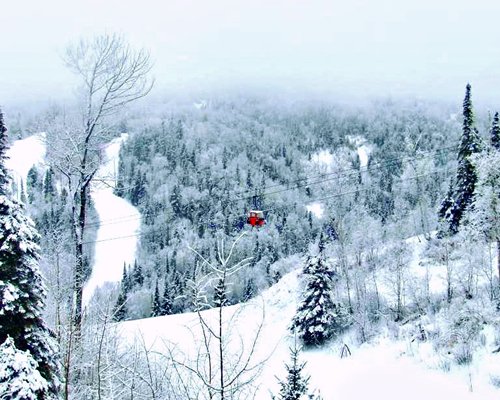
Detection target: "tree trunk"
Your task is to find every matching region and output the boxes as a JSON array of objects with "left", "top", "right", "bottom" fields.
[{"left": 73, "top": 183, "right": 88, "bottom": 336}]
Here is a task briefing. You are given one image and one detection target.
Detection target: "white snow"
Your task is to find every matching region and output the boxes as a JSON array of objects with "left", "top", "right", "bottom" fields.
[
  {"left": 82, "top": 134, "right": 141, "bottom": 306},
  {"left": 311, "top": 150, "right": 334, "bottom": 172},
  {"left": 306, "top": 202, "right": 324, "bottom": 219},
  {"left": 5, "top": 133, "right": 46, "bottom": 199},
  {"left": 357, "top": 144, "right": 370, "bottom": 169},
  {"left": 118, "top": 254, "right": 500, "bottom": 399}
]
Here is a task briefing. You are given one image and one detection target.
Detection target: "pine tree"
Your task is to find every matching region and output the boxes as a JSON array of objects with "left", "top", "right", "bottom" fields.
[
  {"left": 43, "top": 168, "right": 55, "bottom": 201},
  {"left": 273, "top": 342, "right": 314, "bottom": 400},
  {"left": 0, "top": 112, "right": 59, "bottom": 397},
  {"left": 437, "top": 180, "right": 455, "bottom": 236},
  {"left": 213, "top": 277, "right": 228, "bottom": 307},
  {"left": 151, "top": 280, "right": 161, "bottom": 317},
  {"left": 161, "top": 277, "right": 173, "bottom": 315},
  {"left": 0, "top": 111, "right": 9, "bottom": 191},
  {"left": 121, "top": 262, "right": 130, "bottom": 293},
  {"left": 441, "top": 83, "right": 483, "bottom": 234},
  {"left": 132, "top": 259, "right": 144, "bottom": 287},
  {"left": 26, "top": 166, "right": 40, "bottom": 204},
  {"left": 113, "top": 290, "right": 127, "bottom": 322},
  {"left": 0, "top": 337, "right": 48, "bottom": 400},
  {"left": 291, "top": 252, "right": 348, "bottom": 347},
  {"left": 491, "top": 111, "right": 500, "bottom": 150},
  {"left": 243, "top": 278, "right": 255, "bottom": 301}
]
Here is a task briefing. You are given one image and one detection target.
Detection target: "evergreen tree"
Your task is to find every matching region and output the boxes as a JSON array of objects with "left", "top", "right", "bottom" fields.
[
  {"left": 0, "top": 337, "right": 48, "bottom": 400},
  {"left": 243, "top": 278, "right": 255, "bottom": 301},
  {"left": 291, "top": 252, "right": 348, "bottom": 347},
  {"left": 0, "top": 111, "right": 9, "bottom": 190},
  {"left": 0, "top": 113, "right": 59, "bottom": 397},
  {"left": 113, "top": 289, "right": 127, "bottom": 322},
  {"left": 121, "top": 262, "right": 131, "bottom": 293},
  {"left": 132, "top": 259, "right": 144, "bottom": 286},
  {"left": 43, "top": 168, "right": 55, "bottom": 201},
  {"left": 151, "top": 280, "right": 162, "bottom": 317},
  {"left": 437, "top": 180, "right": 455, "bottom": 236},
  {"left": 161, "top": 277, "right": 173, "bottom": 315},
  {"left": 441, "top": 84, "right": 483, "bottom": 234},
  {"left": 491, "top": 111, "right": 500, "bottom": 150},
  {"left": 273, "top": 342, "right": 315, "bottom": 400},
  {"left": 213, "top": 277, "right": 228, "bottom": 307}
]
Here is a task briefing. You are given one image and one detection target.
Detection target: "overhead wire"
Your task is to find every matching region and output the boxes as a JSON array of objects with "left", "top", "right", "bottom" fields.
[
  {"left": 81, "top": 168, "right": 445, "bottom": 246},
  {"left": 83, "top": 144, "right": 456, "bottom": 228}
]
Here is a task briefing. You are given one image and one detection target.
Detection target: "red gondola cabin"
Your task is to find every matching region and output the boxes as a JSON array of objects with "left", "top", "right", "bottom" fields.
[{"left": 247, "top": 210, "right": 265, "bottom": 227}]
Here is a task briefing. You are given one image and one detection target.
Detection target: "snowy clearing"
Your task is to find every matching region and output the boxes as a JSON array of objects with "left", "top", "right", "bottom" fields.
[
  {"left": 306, "top": 202, "right": 324, "bottom": 219},
  {"left": 357, "top": 144, "right": 371, "bottom": 169},
  {"left": 311, "top": 150, "right": 334, "bottom": 172}
]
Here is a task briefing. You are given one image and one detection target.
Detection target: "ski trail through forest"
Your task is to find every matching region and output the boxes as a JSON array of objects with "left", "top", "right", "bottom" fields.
[
  {"left": 82, "top": 134, "right": 141, "bottom": 306},
  {"left": 5, "top": 133, "right": 46, "bottom": 200}
]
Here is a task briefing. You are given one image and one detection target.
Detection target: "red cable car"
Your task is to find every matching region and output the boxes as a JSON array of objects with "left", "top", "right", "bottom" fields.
[{"left": 247, "top": 210, "right": 265, "bottom": 227}]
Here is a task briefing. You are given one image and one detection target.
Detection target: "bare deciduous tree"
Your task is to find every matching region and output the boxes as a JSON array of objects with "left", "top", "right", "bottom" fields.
[
  {"left": 46, "top": 34, "right": 153, "bottom": 337},
  {"left": 165, "top": 234, "right": 269, "bottom": 399}
]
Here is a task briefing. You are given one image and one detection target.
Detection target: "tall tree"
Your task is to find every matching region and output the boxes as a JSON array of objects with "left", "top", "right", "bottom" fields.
[
  {"left": 441, "top": 83, "right": 483, "bottom": 233},
  {"left": 46, "top": 34, "right": 153, "bottom": 335},
  {"left": 491, "top": 111, "right": 500, "bottom": 150},
  {"left": 151, "top": 280, "right": 161, "bottom": 317},
  {"left": 161, "top": 277, "right": 173, "bottom": 316},
  {"left": 0, "top": 111, "right": 60, "bottom": 398}
]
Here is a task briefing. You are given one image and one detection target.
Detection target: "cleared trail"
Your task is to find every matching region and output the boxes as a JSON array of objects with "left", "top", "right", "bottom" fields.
[{"left": 82, "top": 134, "right": 141, "bottom": 306}]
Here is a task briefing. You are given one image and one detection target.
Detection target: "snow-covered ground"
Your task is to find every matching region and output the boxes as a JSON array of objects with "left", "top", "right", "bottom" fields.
[
  {"left": 357, "top": 144, "right": 370, "bottom": 169},
  {"left": 118, "top": 247, "right": 500, "bottom": 399},
  {"left": 306, "top": 202, "right": 324, "bottom": 219},
  {"left": 82, "top": 134, "right": 141, "bottom": 306},
  {"left": 311, "top": 150, "right": 334, "bottom": 173},
  {"left": 5, "top": 133, "right": 46, "bottom": 200}
]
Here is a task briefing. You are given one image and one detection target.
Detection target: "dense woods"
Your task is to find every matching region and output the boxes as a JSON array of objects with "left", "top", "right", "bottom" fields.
[{"left": 2, "top": 84, "right": 500, "bottom": 399}]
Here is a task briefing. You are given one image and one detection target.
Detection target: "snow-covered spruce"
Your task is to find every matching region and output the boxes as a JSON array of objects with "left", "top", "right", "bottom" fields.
[
  {"left": 439, "top": 83, "right": 483, "bottom": 235},
  {"left": 0, "top": 111, "right": 59, "bottom": 398},
  {"left": 0, "top": 336, "right": 48, "bottom": 400},
  {"left": 290, "top": 245, "right": 349, "bottom": 347}
]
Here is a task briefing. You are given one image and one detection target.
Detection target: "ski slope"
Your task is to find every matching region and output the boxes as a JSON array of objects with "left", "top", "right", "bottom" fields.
[
  {"left": 118, "top": 254, "right": 500, "bottom": 399},
  {"left": 5, "top": 133, "right": 46, "bottom": 200},
  {"left": 82, "top": 134, "right": 141, "bottom": 306}
]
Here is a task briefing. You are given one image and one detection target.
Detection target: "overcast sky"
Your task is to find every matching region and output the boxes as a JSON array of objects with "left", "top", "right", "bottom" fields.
[{"left": 2, "top": 0, "right": 500, "bottom": 106}]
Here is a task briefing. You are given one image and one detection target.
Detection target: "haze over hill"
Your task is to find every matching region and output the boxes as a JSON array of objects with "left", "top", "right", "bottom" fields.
[{"left": 2, "top": 0, "right": 500, "bottom": 106}]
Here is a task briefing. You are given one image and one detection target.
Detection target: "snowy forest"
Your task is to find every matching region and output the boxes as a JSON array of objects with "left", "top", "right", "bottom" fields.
[{"left": 1, "top": 27, "right": 500, "bottom": 400}]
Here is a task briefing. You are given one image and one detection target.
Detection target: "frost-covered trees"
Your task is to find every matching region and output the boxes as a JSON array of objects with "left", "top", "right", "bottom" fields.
[
  {"left": 291, "top": 247, "right": 349, "bottom": 347},
  {"left": 46, "top": 34, "right": 153, "bottom": 334},
  {"left": 464, "top": 116, "right": 500, "bottom": 292},
  {"left": 0, "top": 111, "right": 59, "bottom": 398},
  {"left": 0, "top": 337, "right": 48, "bottom": 400},
  {"left": 440, "top": 83, "right": 482, "bottom": 234}
]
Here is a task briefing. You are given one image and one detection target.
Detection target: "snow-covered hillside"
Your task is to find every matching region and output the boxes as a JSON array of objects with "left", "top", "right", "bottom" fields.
[
  {"left": 82, "top": 134, "right": 141, "bottom": 306},
  {"left": 118, "top": 238, "right": 500, "bottom": 399},
  {"left": 5, "top": 133, "right": 46, "bottom": 200},
  {"left": 5, "top": 132, "right": 141, "bottom": 307}
]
